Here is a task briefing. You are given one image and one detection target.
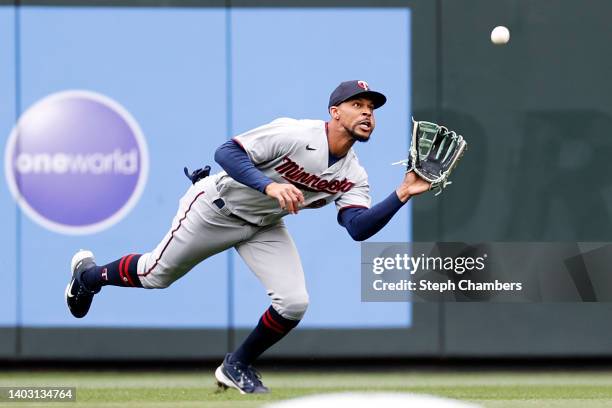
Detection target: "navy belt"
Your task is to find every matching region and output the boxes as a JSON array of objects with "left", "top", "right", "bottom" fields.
[{"left": 213, "top": 198, "right": 226, "bottom": 209}]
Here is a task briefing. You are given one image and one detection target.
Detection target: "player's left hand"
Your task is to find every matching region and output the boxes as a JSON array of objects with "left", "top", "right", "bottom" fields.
[{"left": 396, "top": 171, "right": 431, "bottom": 202}]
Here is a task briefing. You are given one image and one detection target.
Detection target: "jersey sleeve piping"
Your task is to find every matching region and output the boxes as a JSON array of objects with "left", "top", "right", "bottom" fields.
[
  {"left": 338, "top": 204, "right": 370, "bottom": 211},
  {"left": 232, "top": 137, "right": 246, "bottom": 150}
]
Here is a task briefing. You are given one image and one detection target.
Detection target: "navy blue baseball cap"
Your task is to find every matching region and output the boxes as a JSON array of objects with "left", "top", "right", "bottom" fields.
[{"left": 328, "top": 80, "right": 387, "bottom": 109}]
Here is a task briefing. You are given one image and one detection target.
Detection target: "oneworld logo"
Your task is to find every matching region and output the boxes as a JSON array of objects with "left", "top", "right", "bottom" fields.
[
  {"left": 4, "top": 90, "right": 149, "bottom": 235},
  {"left": 14, "top": 150, "right": 138, "bottom": 175}
]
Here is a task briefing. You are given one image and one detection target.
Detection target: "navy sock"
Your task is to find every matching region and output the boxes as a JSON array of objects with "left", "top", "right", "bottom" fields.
[
  {"left": 230, "top": 306, "right": 300, "bottom": 365},
  {"left": 81, "top": 254, "right": 143, "bottom": 291}
]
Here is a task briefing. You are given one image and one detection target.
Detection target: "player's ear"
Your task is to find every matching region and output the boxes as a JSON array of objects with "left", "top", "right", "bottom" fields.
[{"left": 329, "top": 106, "right": 340, "bottom": 120}]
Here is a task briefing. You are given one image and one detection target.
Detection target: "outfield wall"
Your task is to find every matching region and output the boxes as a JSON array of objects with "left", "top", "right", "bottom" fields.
[
  {"left": 1, "top": 0, "right": 611, "bottom": 360},
  {"left": 413, "top": 0, "right": 612, "bottom": 357}
]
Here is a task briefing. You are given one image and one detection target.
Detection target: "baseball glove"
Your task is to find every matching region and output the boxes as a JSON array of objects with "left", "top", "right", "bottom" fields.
[{"left": 393, "top": 119, "right": 467, "bottom": 196}]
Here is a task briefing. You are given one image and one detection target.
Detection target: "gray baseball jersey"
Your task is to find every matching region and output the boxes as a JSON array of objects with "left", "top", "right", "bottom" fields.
[
  {"left": 135, "top": 118, "right": 371, "bottom": 320},
  {"left": 216, "top": 118, "right": 371, "bottom": 225}
]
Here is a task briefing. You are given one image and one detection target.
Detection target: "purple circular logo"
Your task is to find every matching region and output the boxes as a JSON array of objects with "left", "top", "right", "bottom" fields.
[{"left": 4, "top": 90, "right": 149, "bottom": 235}]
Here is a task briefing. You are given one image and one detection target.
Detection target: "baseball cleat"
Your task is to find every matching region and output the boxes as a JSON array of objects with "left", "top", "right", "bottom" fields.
[
  {"left": 215, "top": 354, "right": 269, "bottom": 394},
  {"left": 65, "top": 250, "right": 99, "bottom": 318}
]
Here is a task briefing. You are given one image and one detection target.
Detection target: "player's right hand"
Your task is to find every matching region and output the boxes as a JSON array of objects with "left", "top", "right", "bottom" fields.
[{"left": 264, "top": 182, "right": 305, "bottom": 214}]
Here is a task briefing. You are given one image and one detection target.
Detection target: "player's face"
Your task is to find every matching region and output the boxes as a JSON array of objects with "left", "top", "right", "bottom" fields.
[{"left": 337, "top": 97, "right": 376, "bottom": 142}]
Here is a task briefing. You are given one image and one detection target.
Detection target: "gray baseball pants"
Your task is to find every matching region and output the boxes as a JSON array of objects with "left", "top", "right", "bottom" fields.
[{"left": 133, "top": 177, "right": 309, "bottom": 320}]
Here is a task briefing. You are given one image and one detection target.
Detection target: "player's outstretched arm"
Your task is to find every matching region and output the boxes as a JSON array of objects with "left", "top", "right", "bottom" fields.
[{"left": 338, "top": 172, "right": 431, "bottom": 241}]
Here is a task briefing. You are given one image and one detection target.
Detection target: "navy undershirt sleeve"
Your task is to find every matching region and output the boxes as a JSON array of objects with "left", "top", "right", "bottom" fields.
[
  {"left": 338, "top": 192, "right": 406, "bottom": 241},
  {"left": 214, "top": 139, "right": 274, "bottom": 193}
]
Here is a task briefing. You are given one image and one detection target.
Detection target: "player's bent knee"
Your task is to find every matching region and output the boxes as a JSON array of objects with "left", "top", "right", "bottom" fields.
[{"left": 276, "top": 292, "right": 310, "bottom": 320}]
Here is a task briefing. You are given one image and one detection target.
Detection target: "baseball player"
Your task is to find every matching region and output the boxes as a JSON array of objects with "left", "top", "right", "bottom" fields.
[{"left": 65, "top": 80, "right": 431, "bottom": 394}]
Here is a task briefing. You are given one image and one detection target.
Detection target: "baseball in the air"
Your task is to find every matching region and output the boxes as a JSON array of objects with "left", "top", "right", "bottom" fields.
[{"left": 491, "top": 26, "right": 510, "bottom": 45}]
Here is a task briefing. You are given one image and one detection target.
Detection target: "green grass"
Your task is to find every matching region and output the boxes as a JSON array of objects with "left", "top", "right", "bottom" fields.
[{"left": 1, "top": 370, "right": 612, "bottom": 407}]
